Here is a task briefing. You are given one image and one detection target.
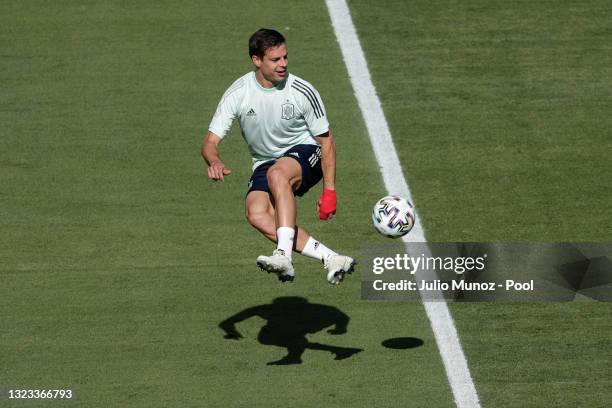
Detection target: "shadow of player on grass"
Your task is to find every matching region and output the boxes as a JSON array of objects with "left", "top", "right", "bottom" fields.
[{"left": 219, "top": 297, "right": 363, "bottom": 365}]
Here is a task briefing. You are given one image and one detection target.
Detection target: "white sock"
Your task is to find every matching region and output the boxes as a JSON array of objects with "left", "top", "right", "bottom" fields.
[
  {"left": 300, "top": 237, "right": 337, "bottom": 262},
  {"left": 276, "top": 227, "right": 295, "bottom": 260}
]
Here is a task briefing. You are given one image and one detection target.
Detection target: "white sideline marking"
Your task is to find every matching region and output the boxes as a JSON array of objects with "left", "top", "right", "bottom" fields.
[{"left": 324, "top": 1, "right": 481, "bottom": 407}]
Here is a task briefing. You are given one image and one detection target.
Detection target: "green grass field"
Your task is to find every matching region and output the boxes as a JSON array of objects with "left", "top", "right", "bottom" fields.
[{"left": 1, "top": 1, "right": 610, "bottom": 407}]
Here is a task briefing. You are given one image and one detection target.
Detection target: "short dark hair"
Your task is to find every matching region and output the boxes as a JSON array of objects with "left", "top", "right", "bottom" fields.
[{"left": 249, "top": 28, "right": 285, "bottom": 59}]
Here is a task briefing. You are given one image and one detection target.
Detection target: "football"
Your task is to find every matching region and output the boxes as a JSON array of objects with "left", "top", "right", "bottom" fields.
[{"left": 372, "top": 195, "right": 415, "bottom": 238}]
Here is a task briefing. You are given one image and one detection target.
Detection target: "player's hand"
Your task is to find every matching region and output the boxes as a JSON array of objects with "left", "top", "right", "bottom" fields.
[
  {"left": 208, "top": 160, "right": 232, "bottom": 181},
  {"left": 317, "top": 187, "right": 336, "bottom": 220}
]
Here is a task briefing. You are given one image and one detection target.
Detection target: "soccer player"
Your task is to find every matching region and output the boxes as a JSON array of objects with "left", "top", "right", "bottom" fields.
[{"left": 202, "top": 28, "right": 355, "bottom": 284}]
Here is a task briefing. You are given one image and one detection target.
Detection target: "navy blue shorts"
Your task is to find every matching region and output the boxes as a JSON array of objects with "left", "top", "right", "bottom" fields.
[{"left": 247, "top": 144, "right": 322, "bottom": 197}]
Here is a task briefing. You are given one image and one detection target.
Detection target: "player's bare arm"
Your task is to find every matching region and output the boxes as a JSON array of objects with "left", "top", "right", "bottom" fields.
[
  {"left": 316, "top": 130, "right": 336, "bottom": 190},
  {"left": 202, "top": 131, "right": 232, "bottom": 181},
  {"left": 316, "top": 131, "right": 337, "bottom": 220}
]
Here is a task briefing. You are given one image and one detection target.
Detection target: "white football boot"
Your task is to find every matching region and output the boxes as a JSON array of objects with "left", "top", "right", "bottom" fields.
[
  {"left": 324, "top": 254, "right": 356, "bottom": 285},
  {"left": 257, "top": 249, "right": 295, "bottom": 282}
]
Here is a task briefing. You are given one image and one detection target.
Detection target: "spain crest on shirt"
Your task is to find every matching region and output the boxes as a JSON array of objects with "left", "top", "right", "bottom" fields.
[{"left": 281, "top": 103, "right": 295, "bottom": 120}]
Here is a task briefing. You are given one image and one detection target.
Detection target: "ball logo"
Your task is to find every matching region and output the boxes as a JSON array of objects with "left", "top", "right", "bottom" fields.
[{"left": 376, "top": 202, "right": 411, "bottom": 233}]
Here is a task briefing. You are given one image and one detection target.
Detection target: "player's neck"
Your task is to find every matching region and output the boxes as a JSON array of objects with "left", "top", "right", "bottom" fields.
[{"left": 254, "top": 70, "right": 282, "bottom": 89}]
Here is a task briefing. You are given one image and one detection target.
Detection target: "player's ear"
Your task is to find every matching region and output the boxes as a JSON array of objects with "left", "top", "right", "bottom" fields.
[{"left": 251, "top": 54, "right": 261, "bottom": 68}]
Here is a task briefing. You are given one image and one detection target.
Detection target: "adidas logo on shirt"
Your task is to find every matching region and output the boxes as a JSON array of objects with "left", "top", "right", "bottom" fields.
[{"left": 246, "top": 108, "right": 256, "bottom": 117}]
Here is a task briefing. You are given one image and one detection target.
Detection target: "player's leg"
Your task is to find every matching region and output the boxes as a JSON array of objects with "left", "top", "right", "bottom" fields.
[
  {"left": 245, "top": 162, "right": 296, "bottom": 281},
  {"left": 247, "top": 186, "right": 304, "bottom": 281},
  {"left": 265, "top": 156, "right": 302, "bottom": 258},
  {"left": 279, "top": 145, "right": 355, "bottom": 284},
  {"left": 245, "top": 190, "right": 311, "bottom": 250},
  {"left": 245, "top": 191, "right": 276, "bottom": 242},
  {"left": 245, "top": 160, "right": 301, "bottom": 251},
  {"left": 245, "top": 193, "right": 348, "bottom": 263},
  {"left": 249, "top": 146, "right": 355, "bottom": 283},
  {"left": 264, "top": 156, "right": 349, "bottom": 270},
  {"left": 247, "top": 191, "right": 354, "bottom": 283}
]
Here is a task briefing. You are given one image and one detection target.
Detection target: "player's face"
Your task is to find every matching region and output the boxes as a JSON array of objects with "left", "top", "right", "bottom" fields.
[{"left": 253, "top": 44, "right": 288, "bottom": 87}]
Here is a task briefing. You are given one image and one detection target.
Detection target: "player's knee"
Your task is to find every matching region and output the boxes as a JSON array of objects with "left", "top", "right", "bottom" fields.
[
  {"left": 245, "top": 207, "right": 267, "bottom": 228},
  {"left": 266, "top": 166, "right": 288, "bottom": 188}
]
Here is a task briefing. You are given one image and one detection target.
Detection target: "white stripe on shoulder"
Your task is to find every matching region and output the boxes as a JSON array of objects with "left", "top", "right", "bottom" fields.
[
  {"left": 222, "top": 77, "right": 245, "bottom": 98},
  {"left": 218, "top": 76, "right": 246, "bottom": 106}
]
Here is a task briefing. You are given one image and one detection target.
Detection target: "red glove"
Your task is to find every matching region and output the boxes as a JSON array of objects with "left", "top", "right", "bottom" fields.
[{"left": 318, "top": 188, "right": 337, "bottom": 220}]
